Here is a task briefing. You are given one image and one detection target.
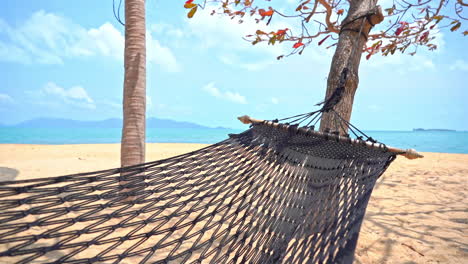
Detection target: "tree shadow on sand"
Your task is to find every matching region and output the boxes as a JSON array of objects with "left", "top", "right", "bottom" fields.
[{"left": 354, "top": 164, "right": 468, "bottom": 264}]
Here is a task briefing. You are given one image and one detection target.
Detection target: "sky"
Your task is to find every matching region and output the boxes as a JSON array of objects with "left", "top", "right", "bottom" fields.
[{"left": 0, "top": 0, "right": 466, "bottom": 131}]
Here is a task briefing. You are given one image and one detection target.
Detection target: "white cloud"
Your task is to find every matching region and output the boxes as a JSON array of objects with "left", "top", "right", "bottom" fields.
[
  {"left": 40, "top": 82, "right": 96, "bottom": 109},
  {"left": 147, "top": 33, "right": 181, "bottom": 72},
  {"left": 360, "top": 23, "right": 444, "bottom": 71},
  {"left": 0, "top": 93, "right": 14, "bottom": 104},
  {"left": 363, "top": 53, "right": 435, "bottom": 73},
  {"left": 271, "top": 97, "right": 279, "bottom": 104},
  {"left": 76, "top": 22, "right": 124, "bottom": 59},
  {"left": 0, "top": 11, "right": 86, "bottom": 64},
  {"left": 150, "top": 23, "right": 186, "bottom": 39},
  {"left": 0, "top": 41, "right": 33, "bottom": 64},
  {"left": 360, "top": 19, "right": 445, "bottom": 72},
  {"left": 0, "top": 10, "right": 180, "bottom": 72},
  {"left": 408, "top": 57, "right": 435, "bottom": 71},
  {"left": 185, "top": 4, "right": 299, "bottom": 60},
  {"left": 450, "top": 60, "right": 468, "bottom": 72},
  {"left": 202, "top": 82, "right": 247, "bottom": 104}
]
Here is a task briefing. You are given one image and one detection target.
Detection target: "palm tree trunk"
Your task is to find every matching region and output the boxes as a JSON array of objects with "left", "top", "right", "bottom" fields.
[
  {"left": 319, "top": 1, "right": 383, "bottom": 135},
  {"left": 121, "top": 0, "right": 146, "bottom": 168}
]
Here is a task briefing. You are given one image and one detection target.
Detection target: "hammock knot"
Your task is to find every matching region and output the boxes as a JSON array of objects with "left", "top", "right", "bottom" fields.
[
  {"left": 120, "top": 236, "right": 130, "bottom": 242},
  {"left": 20, "top": 210, "right": 29, "bottom": 217},
  {"left": 87, "top": 257, "right": 100, "bottom": 264}
]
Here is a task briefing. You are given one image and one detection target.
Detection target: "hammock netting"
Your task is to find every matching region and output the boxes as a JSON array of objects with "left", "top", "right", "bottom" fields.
[{"left": 0, "top": 122, "right": 396, "bottom": 264}]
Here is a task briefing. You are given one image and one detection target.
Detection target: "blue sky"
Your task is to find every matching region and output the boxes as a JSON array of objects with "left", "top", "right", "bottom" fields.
[{"left": 0, "top": 0, "right": 466, "bottom": 130}]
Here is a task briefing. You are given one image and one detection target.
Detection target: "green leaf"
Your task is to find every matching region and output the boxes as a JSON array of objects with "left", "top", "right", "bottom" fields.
[
  {"left": 187, "top": 6, "right": 198, "bottom": 18},
  {"left": 269, "top": 36, "right": 276, "bottom": 45},
  {"left": 371, "top": 41, "right": 379, "bottom": 48}
]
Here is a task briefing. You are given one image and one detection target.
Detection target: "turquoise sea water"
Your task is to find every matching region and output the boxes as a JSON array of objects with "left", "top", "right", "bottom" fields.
[{"left": 0, "top": 127, "right": 467, "bottom": 154}]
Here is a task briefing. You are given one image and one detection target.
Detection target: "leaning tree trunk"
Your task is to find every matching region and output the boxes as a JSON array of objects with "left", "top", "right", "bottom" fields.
[
  {"left": 319, "top": 0, "right": 383, "bottom": 135},
  {"left": 121, "top": 0, "right": 146, "bottom": 168}
]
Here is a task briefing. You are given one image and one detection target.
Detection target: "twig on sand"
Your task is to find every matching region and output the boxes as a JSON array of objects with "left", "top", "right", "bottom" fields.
[{"left": 401, "top": 243, "right": 425, "bottom": 257}]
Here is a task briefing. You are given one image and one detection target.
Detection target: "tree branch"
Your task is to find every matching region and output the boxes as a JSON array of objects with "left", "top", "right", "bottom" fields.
[{"left": 317, "top": 0, "right": 340, "bottom": 33}]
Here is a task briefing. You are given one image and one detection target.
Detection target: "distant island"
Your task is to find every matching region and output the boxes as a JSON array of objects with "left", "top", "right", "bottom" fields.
[
  {"left": 413, "top": 128, "right": 456, "bottom": 132},
  {"left": 2, "top": 118, "right": 230, "bottom": 130}
]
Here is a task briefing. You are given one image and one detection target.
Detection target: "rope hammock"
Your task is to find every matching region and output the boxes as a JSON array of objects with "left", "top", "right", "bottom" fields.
[
  {"left": 0, "top": 10, "right": 423, "bottom": 264},
  {"left": 0, "top": 116, "right": 421, "bottom": 264}
]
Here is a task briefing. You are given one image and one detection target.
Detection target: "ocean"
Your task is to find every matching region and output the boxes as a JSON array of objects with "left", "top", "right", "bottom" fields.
[{"left": 0, "top": 127, "right": 467, "bottom": 154}]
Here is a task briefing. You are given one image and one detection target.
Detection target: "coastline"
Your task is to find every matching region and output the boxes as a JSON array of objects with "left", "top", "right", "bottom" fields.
[{"left": 0, "top": 144, "right": 466, "bottom": 263}]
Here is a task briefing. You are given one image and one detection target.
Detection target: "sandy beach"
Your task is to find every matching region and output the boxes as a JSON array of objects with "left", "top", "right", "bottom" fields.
[{"left": 0, "top": 144, "right": 466, "bottom": 263}]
